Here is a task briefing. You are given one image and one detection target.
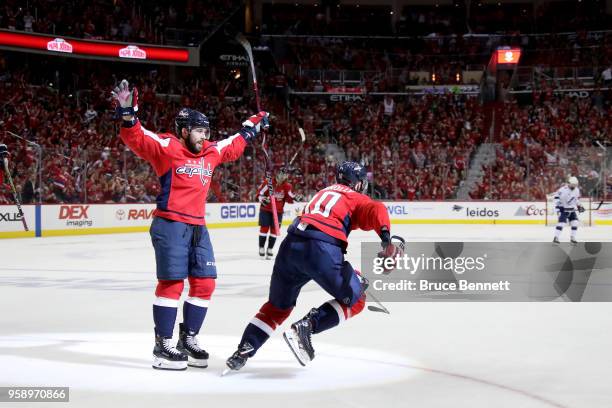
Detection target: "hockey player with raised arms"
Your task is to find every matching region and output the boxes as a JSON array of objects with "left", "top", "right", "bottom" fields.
[
  {"left": 225, "top": 161, "right": 403, "bottom": 372},
  {"left": 111, "top": 79, "right": 269, "bottom": 370},
  {"left": 553, "top": 176, "right": 585, "bottom": 244}
]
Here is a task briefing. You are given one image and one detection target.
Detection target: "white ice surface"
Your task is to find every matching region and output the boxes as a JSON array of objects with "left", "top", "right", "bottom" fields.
[{"left": 1, "top": 224, "right": 611, "bottom": 408}]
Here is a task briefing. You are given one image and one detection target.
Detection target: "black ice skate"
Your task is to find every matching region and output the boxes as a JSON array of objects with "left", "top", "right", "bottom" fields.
[
  {"left": 152, "top": 333, "right": 188, "bottom": 370},
  {"left": 283, "top": 309, "right": 316, "bottom": 366},
  {"left": 223, "top": 342, "right": 255, "bottom": 374},
  {"left": 265, "top": 248, "right": 274, "bottom": 260},
  {"left": 570, "top": 238, "right": 578, "bottom": 245},
  {"left": 259, "top": 247, "right": 265, "bottom": 257},
  {"left": 553, "top": 237, "right": 560, "bottom": 244},
  {"left": 176, "top": 323, "right": 209, "bottom": 368}
]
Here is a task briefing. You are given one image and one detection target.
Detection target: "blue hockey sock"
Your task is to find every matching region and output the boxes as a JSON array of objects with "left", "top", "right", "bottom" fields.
[
  {"left": 239, "top": 323, "right": 270, "bottom": 357},
  {"left": 153, "top": 304, "right": 178, "bottom": 338},
  {"left": 309, "top": 302, "right": 340, "bottom": 334},
  {"left": 183, "top": 298, "right": 208, "bottom": 334},
  {"left": 268, "top": 235, "right": 277, "bottom": 249}
]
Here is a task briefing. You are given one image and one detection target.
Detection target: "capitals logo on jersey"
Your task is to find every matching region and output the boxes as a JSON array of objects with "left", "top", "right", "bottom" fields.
[{"left": 176, "top": 158, "right": 214, "bottom": 186}]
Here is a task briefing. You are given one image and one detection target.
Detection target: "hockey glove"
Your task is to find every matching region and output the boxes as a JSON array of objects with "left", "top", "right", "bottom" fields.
[
  {"left": 577, "top": 205, "right": 585, "bottom": 213},
  {"left": 111, "top": 79, "right": 139, "bottom": 118},
  {"left": 0, "top": 144, "right": 8, "bottom": 159},
  {"left": 376, "top": 233, "right": 405, "bottom": 275},
  {"left": 555, "top": 205, "right": 563, "bottom": 216},
  {"left": 260, "top": 196, "right": 271, "bottom": 205},
  {"left": 239, "top": 111, "right": 270, "bottom": 142}
]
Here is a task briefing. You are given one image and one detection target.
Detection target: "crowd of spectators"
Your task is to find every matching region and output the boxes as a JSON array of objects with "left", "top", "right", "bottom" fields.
[
  {"left": 0, "top": 0, "right": 239, "bottom": 45},
  {"left": 0, "top": 58, "right": 484, "bottom": 204},
  {"left": 0, "top": 20, "right": 611, "bottom": 206},
  {"left": 262, "top": 1, "right": 611, "bottom": 36},
  {"left": 1, "top": 79, "right": 609, "bottom": 205},
  {"left": 269, "top": 29, "right": 611, "bottom": 90},
  {"left": 470, "top": 94, "right": 612, "bottom": 200},
  {"left": 286, "top": 94, "right": 483, "bottom": 200},
  {"left": 3, "top": 0, "right": 605, "bottom": 43}
]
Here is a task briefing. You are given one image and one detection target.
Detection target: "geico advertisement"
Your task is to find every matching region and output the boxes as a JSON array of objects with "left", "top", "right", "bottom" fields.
[
  {"left": 197, "top": 203, "right": 254, "bottom": 223},
  {"left": 0, "top": 205, "right": 36, "bottom": 232},
  {"left": 207, "top": 202, "right": 306, "bottom": 224}
]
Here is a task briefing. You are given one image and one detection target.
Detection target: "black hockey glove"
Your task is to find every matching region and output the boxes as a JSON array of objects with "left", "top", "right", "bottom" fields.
[
  {"left": 0, "top": 143, "right": 8, "bottom": 159},
  {"left": 577, "top": 205, "right": 585, "bottom": 213},
  {"left": 239, "top": 112, "right": 270, "bottom": 142}
]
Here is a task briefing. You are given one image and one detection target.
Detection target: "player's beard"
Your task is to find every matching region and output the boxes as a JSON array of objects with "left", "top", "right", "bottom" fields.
[{"left": 185, "top": 136, "right": 203, "bottom": 154}]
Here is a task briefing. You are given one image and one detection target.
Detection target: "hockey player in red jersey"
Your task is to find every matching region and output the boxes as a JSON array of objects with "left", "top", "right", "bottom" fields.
[
  {"left": 257, "top": 167, "right": 299, "bottom": 259},
  {"left": 112, "top": 79, "right": 270, "bottom": 371},
  {"left": 225, "top": 161, "right": 403, "bottom": 372}
]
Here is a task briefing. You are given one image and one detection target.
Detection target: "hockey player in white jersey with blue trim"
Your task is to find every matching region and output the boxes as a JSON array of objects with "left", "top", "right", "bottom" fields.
[{"left": 552, "top": 176, "right": 585, "bottom": 244}]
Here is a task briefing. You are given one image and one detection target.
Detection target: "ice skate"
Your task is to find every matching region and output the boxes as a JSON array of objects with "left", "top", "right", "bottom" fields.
[
  {"left": 553, "top": 237, "right": 560, "bottom": 244},
  {"left": 176, "top": 323, "right": 208, "bottom": 368},
  {"left": 259, "top": 247, "right": 265, "bottom": 257},
  {"left": 152, "top": 333, "right": 188, "bottom": 370},
  {"left": 570, "top": 238, "right": 578, "bottom": 245},
  {"left": 265, "top": 248, "right": 274, "bottom": 260},
  {"left": 283, "top": 309, "right": 316, "bottom": 366},
  {"left": 223, "top": 342, "right": 255, "bottom": 375}
]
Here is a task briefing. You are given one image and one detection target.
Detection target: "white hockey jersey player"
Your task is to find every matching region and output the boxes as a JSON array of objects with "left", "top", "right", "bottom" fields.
[
  {"left": 553, "top": 176, "right": 584, "bottom": 244},
  {"left": 554, "top": 185, "right": 582, "bottom": 212}
]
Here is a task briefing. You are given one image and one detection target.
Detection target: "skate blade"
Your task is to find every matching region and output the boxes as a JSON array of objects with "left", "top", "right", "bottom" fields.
[
  {"left": 187, "top": 356, "right": 208, "bottom": 368},
  {"left": 282, "top": 330, "right": 307, "bottom": 367},
  {"left": 221, "top": 368, "right": 232, "bottom": 377},
  {"left": 152, "top": 356, "right": 188, "bottom": 371}
]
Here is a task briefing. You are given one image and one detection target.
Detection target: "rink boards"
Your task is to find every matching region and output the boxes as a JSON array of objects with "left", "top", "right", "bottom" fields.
[{"left": 1, "top": 201, "right": 611, "bottom": 238}]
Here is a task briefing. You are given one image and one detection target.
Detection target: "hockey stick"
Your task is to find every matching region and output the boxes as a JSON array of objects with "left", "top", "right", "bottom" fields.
[
  {"left": 366, "top": 235, "right": 405, "bottom": 314},
  {"left": 591, "top": 141, "right": 609, "bottom": 212},
  {"left": 2, "top": 156, "right": 28, "bottom": 231},
  {"left": 366, "top": 289, "right": 390, "bottom": 314},
  {"left": 236, "top": 32, "right": 280, "bottom": 235},
  {"left": 589, "top": 200, "right": 609, "bottom": 211},
  {"left": 288, "top": 127, "right": 306, "bottom": 166}
]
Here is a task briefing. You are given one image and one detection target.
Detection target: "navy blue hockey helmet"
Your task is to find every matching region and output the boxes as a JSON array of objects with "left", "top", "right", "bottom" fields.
[
  {"left": 336, "top": 161, "right": 368, "bottom": 193},
  {"left": 175, "top": 108, "right": 210, "bottom": 138}
]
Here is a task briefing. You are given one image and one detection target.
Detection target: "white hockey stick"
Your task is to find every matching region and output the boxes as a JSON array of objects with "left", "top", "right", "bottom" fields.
[{"left": 288, "top": 127, "right": 306, "bottom": 166}]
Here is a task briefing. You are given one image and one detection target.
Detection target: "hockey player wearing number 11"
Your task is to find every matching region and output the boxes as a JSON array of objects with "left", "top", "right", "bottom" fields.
[
  {"left": 553, "top": 176, "right": 585, "bottom": 244},
  {"left": 224, "top": 161, "right": 405, "bottom": 373}
]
